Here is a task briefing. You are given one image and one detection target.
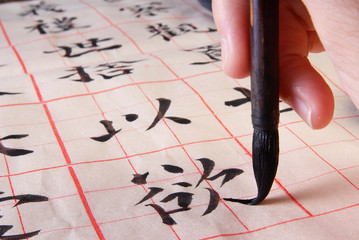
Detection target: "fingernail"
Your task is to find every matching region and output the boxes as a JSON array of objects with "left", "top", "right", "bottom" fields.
[
  {"left": 221, "top": 37, "right": 228, "bottom": 68},
  {"left": 292, "top": 96, "right": 313, "bottom": 129}
]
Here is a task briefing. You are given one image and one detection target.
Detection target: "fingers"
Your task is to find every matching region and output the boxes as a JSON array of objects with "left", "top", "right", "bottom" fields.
[
  {"left": 212, "top": 0, "right": 335, "bottom": 129},
  {"left": 280, "top": 55, "right": 334, "bottom": 129},
  {"left": 212, "top": 0, "right": 250, "bottom": 78},
  {"left": 302, "top": 0, "right": 359, "bottom": 110},
  {"left": 278, "top": 2, "right": 334, "bottom": 129}
]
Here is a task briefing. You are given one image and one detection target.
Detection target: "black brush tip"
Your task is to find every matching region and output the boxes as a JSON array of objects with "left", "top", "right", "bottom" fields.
[{"left": 224, "top": 129, "right": 279, "bottom": 205}]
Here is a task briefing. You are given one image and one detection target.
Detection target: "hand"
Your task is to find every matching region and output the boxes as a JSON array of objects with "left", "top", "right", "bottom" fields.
[{"left": 212, "top": 0, "right": 359, "bottom": 129}]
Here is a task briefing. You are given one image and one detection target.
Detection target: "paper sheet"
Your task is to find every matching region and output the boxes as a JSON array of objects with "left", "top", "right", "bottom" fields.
[{"left": 1, "top": 0, "right": 359, "bottom": 239}]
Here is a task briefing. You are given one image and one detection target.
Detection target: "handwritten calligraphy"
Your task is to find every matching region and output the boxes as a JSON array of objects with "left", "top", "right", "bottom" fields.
[{"left": 133, "top": 158, "right": 243, "bottom": 225}]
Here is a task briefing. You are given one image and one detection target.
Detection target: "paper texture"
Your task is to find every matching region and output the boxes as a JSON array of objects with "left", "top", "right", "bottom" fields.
[{"left": 0, "top": 0, "right": 359, "bottom": 239}]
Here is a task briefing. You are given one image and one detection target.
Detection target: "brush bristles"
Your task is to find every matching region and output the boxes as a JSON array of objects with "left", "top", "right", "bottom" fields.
[{"left": 224, "top": 129, "right": 279, "bottom": 205}]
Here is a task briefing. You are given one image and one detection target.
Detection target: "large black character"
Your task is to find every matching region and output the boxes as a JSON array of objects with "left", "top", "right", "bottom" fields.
[
  {"left": 59, "top": 60, "right": 142, "bottom": 82},
  {"left": 119, "top": 2, "right": 169, "bottom": 18},
  {"left": 44, "top": 38, "right": 122, "bottom": 58},
  {"left": 0, "top": 134, "right": 33, "bottom": 157},
  {"left": 134, "top": 158, "right": 244, "bottom": 225},
  {"left": 147, "top": 23, "right": 216, "bottom": 42},
  {"left": 147, "top": 98, "right": 191, "bottom": 130}
]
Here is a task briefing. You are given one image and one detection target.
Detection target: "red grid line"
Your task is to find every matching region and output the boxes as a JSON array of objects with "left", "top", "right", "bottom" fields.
[
  {"left": 1, "top": 1, "right": 358, "bottom": 239},
  {"left": 30, "top": 76, "right": 106, "bottom": 239},
  {"left": 148, "top": 52, "right": 314, "bottom": 218},
  {"left": 47, "top": 0, "right": 248, "bottom": 235},
  {"left": 0, "top": 16, "right": 106, "bottom": 239},
  {"left": 65, "top": 16, "right": 182, "bottom": 236},
  {"left": 0, "top": 149, "right": 27, "bottom": 236},
  {"left": 141, "top": 53, "right": 250, "bottom": 231},
  {"left": 313, "top": 65, "right": 347, "bottom": 95},
  {"left": 201, "top": 202, "right": 359, "bottom": 240},
  {"left": 285, "top": 126, "right": 359, "bottom": 191},
  {"left": 0, "top": 68, "right": 224, "bottom": 110},
  {"left": 78, "top": 0, "right": 145, "bottom": 55}
]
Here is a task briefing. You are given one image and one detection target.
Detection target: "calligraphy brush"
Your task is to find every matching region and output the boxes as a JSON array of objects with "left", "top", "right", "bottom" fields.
[{"left": 224, "top": 0, "right": 279, "bottom": 205}]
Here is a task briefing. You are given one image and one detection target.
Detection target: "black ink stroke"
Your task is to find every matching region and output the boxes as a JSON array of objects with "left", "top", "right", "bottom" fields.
[
  {"left": 147, "top": 98, "right": 171, "bottom": 130},
  {"left": 135, "top": 187, "right": 163, "bottom": 205},
  {"left": 131, "top": 172, "right": 149, "bottom": 185},
  {"left": 202, "top": 188, "right": 219, "bottom": 216},
  {"left": 161, "top": 164, "right": 184, "bottom": 174},
  {"left": 91, "top": 120, "right": 121, "bottom": 142},
  {"left": 124, "top": 114, "right": 138, "bottom": 122},
  {"left": 195, "top": 158, "right": 215, "bottom": 187},
  {"left": 0, "top": 92, "right": 22, "bottom": 96},
  {"left": 0, "top": 134, "right": 33, "bottom": 157},
  {"left": 225, "top": 87, "right": 251, "bottom": 107},
  {"left": 0, "top": 225, "right": 40, "bottom": 239},
  {"left": 0, "top": 194, "right": 48, "bottom": 207},
  {"left": 160, "top": 192, "right": 194, "bottom": 208},
  {"left": 207, "top": 168, "right": 244, "bottom": 187},
  {"left": 172, "top": 182, "right": 192, "bottom": 188},
  {"left": 146, "top": 204, "right": 190, "bottom": 225},
  {"left": 146, "top": 98, "right": 191, "bottom": 130},
  {"left": 164, "top": 116, "right": 191, "bottom": 124}
]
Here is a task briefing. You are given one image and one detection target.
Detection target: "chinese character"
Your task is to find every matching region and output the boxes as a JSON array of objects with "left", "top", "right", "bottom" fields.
[
  {"left": 119, "top": 2, "right": 169, "bottom": 18},
  {"left": 26, "top": 17, "right": 90, "bottom": 35},
  {"left": 185, "top": 43, "right": 221, "bottom": 65},
  {"left": 19, "top": 1, "right": 65, "bottom": 16},
  {"left": 44, "top": 38, "right": 122, "bottom": 58},
  {"left": 147, "top": 23, "right": 216, "bottom": 41},
  {"left": 146, "top": 98, "right": 191, "bottom": 130},
  {"left": 134, "top": 158, "right": 244, "bottom": 225}
]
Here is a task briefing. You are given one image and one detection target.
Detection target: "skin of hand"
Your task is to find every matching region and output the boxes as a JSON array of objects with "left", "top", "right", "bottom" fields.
[{"left": 212, "top": 0, "right": 359, "bottom": 129}]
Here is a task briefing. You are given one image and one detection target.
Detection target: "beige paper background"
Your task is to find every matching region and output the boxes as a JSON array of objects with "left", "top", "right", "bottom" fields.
[{"left": 0, "top": 0, "right": 358, "bottom": 239}]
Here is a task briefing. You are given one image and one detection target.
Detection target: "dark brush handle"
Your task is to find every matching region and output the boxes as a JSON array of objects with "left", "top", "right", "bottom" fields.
[{"left": 250, "top": 0, "right": 279, "bottom": 130}]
